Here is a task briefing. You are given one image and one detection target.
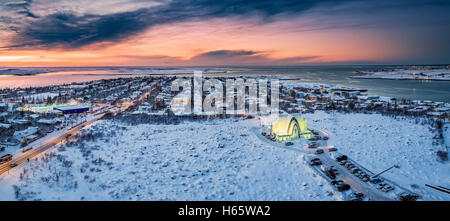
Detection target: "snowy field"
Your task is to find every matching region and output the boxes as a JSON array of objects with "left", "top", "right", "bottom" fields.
[
  {"left": 0, "top": 117, "right": 339, "bottom": 201},
  {"left": 304, "top": 111, "right": 450, "bottom": 201},
  {"left": 1, "top": 112, "right": 448, "bottom": 201}
]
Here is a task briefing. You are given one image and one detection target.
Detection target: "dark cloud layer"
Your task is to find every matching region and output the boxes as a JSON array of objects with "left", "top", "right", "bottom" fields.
[
  {"left": 118, "top": 49, "right": 321, "bottom": 65},
  {"left": 5, "top": 0, "right": 38, "bottom": 18},
  {"left": 9, "top": 0, "right": 335, "bottom": 48}
]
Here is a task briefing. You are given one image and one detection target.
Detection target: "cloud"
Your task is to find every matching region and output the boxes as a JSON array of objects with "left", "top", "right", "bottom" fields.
[
  {"left": 103, "top": 49, "right": 320, "bottom": 66},
  {"left": 4, "top": 0, "right": 38, "bottom": 18},
  {"left": 193, "top": 50, "right": 260, "bottom": 58},
  {"left": 185, "top": 49, "right": 320, "bottom": 65},
  {"left": 6, "top": 0, "right": 335, "bottom": 48}
]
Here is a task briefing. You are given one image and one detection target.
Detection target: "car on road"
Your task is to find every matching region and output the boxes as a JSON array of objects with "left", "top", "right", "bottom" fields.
[
  {"left": 22, "top": 147, "right": 33, "bottom": 153},
  {"left": 0, "top": 154, "right": 12, "bottom": 164},
  {"left": 314, "top": 149, "right": 324, "bottom": 155},
  {"left": 328, "top": 147, "right": 337, "bottom": 151},
  {"left": 309, "top": 158, "right": 322, "bottom": 166},
  {"left": 10, "top": 162, "right": 18, "bottom": 168},
  {"left": 285, "top": 142, "right": 294, "bottom": 146}
]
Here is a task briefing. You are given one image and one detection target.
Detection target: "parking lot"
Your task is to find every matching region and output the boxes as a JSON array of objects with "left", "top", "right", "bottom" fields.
[{"left": 256, "top": 127, "right": 419, "bottom": 201}]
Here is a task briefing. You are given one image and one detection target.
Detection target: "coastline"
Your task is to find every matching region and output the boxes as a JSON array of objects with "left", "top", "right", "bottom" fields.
[{"left": 350, "top": 76, "right": 450, "bottom": 81}]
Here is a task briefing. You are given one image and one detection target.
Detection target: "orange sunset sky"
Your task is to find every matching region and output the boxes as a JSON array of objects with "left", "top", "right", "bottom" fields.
[{"left": 0, "top": 0, "right": 449, "bottom": 67}]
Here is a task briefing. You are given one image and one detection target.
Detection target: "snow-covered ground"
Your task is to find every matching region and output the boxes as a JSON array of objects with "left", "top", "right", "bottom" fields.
[
  {"left": 352, "top": 69, "right": 450, "bottom": 81},
  {"left": 1, "top": 111, "right": 448, "bottom": 201},
  {"left": 444, "top": 123, "right": 450, "bottom": 148},
  {"left": 303, "top": 111, "right": 450, "bottom": 201},
  {"left": 0, "top": 118, "right": 339, "bottom": 201}
]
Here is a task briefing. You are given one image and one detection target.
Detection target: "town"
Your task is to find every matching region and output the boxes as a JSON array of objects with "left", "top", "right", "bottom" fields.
[{"left": 0, "top": 75, "right": 449, "bottom": 201}]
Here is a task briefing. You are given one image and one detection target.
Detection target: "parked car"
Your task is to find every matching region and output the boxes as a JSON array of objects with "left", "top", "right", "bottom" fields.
[
  {"left": 369, "top": 177, "right": 383, "bottom": 184},
  {"left": 336, "top": 182, "right": 351, "bottom": 192},
  {"left": 309, "top": 158, "right": 322, "bottom": 166},
  {"left": 309, "top": 136, "right": 320, "bottom": 141},
  {"left": 285, "top": 142, "right": 294, "bottom": 146},
  {"left": 351, "top": 168, "right": 361, "bottom": 174},
  {"left": 261, "top": 132, "right": 267, "bottom": 136},
  {"left": 328, "top": 147, "right": 337, "bottom": 151},
  {"left": 339, "top": 160, "right": 347, "bottom": 166},
  {"left": 336, "top": 155, "right": 348, "bottom": 162},
  {"left": 361, "top": 175, "right": 370, "bottom": 182},
  {"left": 349, "top": 192, "right": 364, "bottom": 201},
  {"left": 382, "top": 185, "right": 394, "bottom": 192},
  {"left": 398, "top": 192, "right": 419, "bottom": 201},
  {"left": 376, "top": 183, "right": 386, "bottom": 190},
  {"left": 323, "top": 136, "right": 329, "bottom": 140},
  {"left": 10, "top": 162, "right": 18, "bottom": 168},
  {"left": 331, "top": 179, "right": 344, "bottom": 185},
  {"left": 325, "top": 170, "right": 336, "bottom": 179},
  {"left": 308, "top": 142, "right": 319, "bottom": 148},
  {"left": 314, "top": 149, "right": 324, "bottom": 155},
  {"left": 346, "top": 164, "right": 355, "bottom": 169}
]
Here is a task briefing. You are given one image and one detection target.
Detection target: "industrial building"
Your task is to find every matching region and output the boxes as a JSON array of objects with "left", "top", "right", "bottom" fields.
[{"left": 54, "top": 105, "right": 90, "bottom": 114}]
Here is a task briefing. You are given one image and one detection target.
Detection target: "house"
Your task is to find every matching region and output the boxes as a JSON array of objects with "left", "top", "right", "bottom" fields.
[
  {"left": 37, "top": 118, "right": 62, "bottom": 126},
  {"left": 0, "top": 123, "right": 14, "bottom": 138}
]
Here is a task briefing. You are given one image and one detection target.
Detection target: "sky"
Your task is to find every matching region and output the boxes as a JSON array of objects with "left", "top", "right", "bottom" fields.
[{"left": 0, "top": 0, "right": 449, "bottom": 67}]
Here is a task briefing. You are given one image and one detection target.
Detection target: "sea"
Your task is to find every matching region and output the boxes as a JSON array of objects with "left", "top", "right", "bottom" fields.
[{"left": 0, "top": 65, "right": 449, "bottom": 102}]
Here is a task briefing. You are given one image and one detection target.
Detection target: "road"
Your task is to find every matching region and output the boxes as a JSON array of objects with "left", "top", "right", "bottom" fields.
[{"left": 0, "top": 84, "right": 157, "bottom": 175}]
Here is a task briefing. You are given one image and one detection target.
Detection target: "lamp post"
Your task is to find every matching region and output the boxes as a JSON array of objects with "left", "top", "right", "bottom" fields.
[{"left": 372, "top": 164, "right": 400, "bottom": 178}]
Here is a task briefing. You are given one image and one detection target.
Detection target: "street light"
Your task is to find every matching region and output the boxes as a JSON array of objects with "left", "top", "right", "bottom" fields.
[{"left": 372, "top": 164, "right": 400, "bottom": 178}]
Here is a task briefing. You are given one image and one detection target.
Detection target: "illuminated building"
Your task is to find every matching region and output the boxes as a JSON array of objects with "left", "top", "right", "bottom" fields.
[{"left": 270, "top": 116, "right": 312, "bottom": 141}]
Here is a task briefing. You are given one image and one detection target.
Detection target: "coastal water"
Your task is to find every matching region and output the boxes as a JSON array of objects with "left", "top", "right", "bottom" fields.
[{"left": 0, "top": 65, "right": 449, "bottom": 102}]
